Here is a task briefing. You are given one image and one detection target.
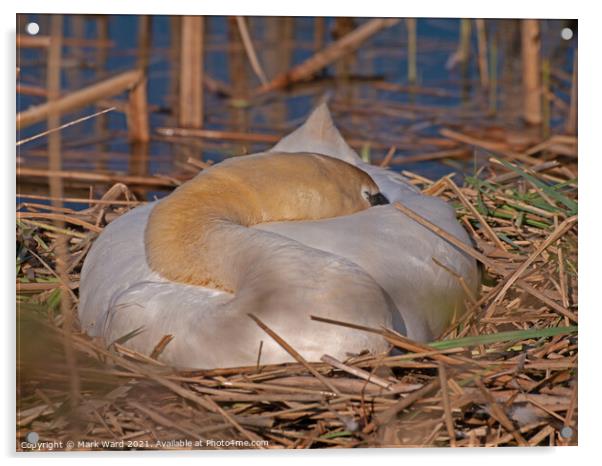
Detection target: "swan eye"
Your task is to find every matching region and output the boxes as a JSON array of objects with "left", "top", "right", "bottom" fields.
[{"left": 365, "top": 191, "right": 390, "bottom": 206}]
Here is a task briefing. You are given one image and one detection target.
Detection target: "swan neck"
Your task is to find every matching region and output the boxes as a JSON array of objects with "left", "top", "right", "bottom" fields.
[{"left": 144, "top": 152, "right": 379, "bottom": 289}]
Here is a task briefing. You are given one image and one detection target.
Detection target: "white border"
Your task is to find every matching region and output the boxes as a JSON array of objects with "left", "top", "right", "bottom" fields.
[
  {"left": 3, "top": 1, "right": 598, "bottom": 465},
  {"left": 9, "top": 0, "right": 580, "bottom": 19}
]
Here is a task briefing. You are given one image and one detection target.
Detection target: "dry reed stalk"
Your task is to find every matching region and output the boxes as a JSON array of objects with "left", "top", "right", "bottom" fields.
[
  {"left": 493, "top": 216, "right": 577, "bottom": 304},
  {"left": 262, "top": 18, "right": 291, "bottom": 126},
  {"left": 383, "top": 331, "right": 467, "bottom": 367},
  {"left": 16, "top": 84, "right": 48, "bottom": 97},
  {"left": 311, "top": 316, "right": 469, "bottom": 370},
  {"left": 179, "top": 16, "right": 204, "bottom": 128},
  {"left": 127, "top": 77, "right": 150, "bottom": 142},
  {"left": 168, "top": 15, "right": 182, "bottom": 119},
  {"left": 445, "top": 177, "right": 508, "bottom": 251},
  {"left": 17, "top": 167, "right": 182, "bottom": 187},
  {"left": 406, "top": 18, "right": 417, "bottom": 85},
  {"left": 557, "top": 242, "right": 569, "bottom": 309},
  {"left": 525, "top": 136, "right": 577, "bottom": 157},
  {"left": 521, "top": 19, "right": 542, "bottom": 125},
  {"left": 128, "top": 400, "right": 202, "bottom": 439},
  {"left": 17, "top": 192, "right": 141, "bottom": 207},
  {"left": 490, "top": 160, "right": 559, "bottom": 183},
  {"left": 17, "top": 70, "right": 144, "bottom": 129},
  {"left": 566, "top": 51, "right": 577, "bottom": 135},
  {"left": 95, "top": 15, "right": 109, "bottom": 75},
  {"left": 257, "top": 18, "right": 400, "bottom": 94},
  {"left": 439, "top": 128, "right": 540, "bottom": 165},
  {"left": 159, "top": 126, "right": 278, "bottom": 143},
  {"left": 431, "top": 258, "right": 478, "bottom": 306},
  {"left": 236, "top": 16, "right": 268, "bottom": 86},
  {"left": 438, "top": 363, "right": 456, "bottom": 447},
  {"left": 226, "top": 16, "right": 250, "bottom": 144},
  {"left": 267, "top": 375, "right": 420, "bottom": 395},
  {"left": 67, "top": 16, "right": 85, "bottom": 92},
  {"left": 489, "top": 31, "right": 498, "bottom": 114},
  {"left": 475, "top": 19, "right": 489, "bottom": 89},
  {"left": 314, "top": 17, "right": 325, "bottom": 51},
  {"left": 393, "top": 201, "right": 501, "bottom": 271},
  {"left": 393, "top": 201, "right": 576, "bottom": 322},
  {"left": 23, "top": 146, "right": 164, "bottom": 163},
  {"left": 379, "top": 146, "right": 397, "bottom": 167},
  {"left": 372, "top": 81, "right": 460, "bottom": 98},
  {"left": 215, "top": 380, "right": 350, "bottom": 399},
  {"left": 528, "top": 425, "right": 555, "bottom": 446},
  {"left": 17, "top": 34, "right": 114, "bottom": 49},
  {"left": 46, "top": 14, "right": 81, "bottom": 409},
  {"left": 19, "top": 250, "right": 79, "bottom": 306},
  {"left": 475, "top": 379, "right": 528, "bottom": 446},
  {"left": 542, "top": 58, "right": 551, "bottom": 138},
  {"left": 16, "top": 212, "right": 103, "bottom": 233},
  {"left": 17, "top": 107, "right": 116, "bottom": 147},
  {"left": 332, "top": 17, "right": 357, "bottom": 81},
  {"left": 248, "top": 313, "right": 340, "bottom": 395},
  {"left": 17, "top": 282, "right": 70, "bottom": 292},
  {"left": 186, "top": 156, "right": 212, "bottom": 170},
  {"left": 18, "top": 218, "right": 90, "bottom": 239},
  {"left": 137, "top": 15, "right": 152, "bottom": 71},
  {"left": 108, "top": 355, "right": 263, "bottom": 443},
  {"left": 370, "top": 378, "right": 442, "bottom": 431},
  {"left": 320, "top": 354, "right": 393, "bottom": 390},
  {"left": 561, "top": 380, "right": 578, "bottom": 442},
  {"left": 158, "top": 126, "right": 405, "bottom": 152},
  {"left": 459, "top": 19, "right": 471, "bottom": 98},
  {"left": 392, "top": 148, "right": 470, "bottom": 165}
]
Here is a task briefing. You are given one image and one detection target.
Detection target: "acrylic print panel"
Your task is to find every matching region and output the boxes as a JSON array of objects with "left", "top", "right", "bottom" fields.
[{"left": 16, "top": 13, "right": 577, "bottom": 451}]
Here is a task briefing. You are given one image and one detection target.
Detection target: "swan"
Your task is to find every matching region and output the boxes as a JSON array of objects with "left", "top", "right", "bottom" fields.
[{"left": 79, "top": 104, "right": 479, "bottom": 369}]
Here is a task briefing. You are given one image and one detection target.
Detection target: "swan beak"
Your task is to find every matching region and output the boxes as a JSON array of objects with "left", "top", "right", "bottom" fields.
[{"left": 368, "top": 192, "right": 390, "bottom": 206}]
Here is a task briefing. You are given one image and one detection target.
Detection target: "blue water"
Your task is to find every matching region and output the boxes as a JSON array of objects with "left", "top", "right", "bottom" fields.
[{"left": 16, "top": 15, "right": 577, "bottom": 205}]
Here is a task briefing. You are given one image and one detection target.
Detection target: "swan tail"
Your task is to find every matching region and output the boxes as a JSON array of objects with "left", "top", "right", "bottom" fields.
[{"left": 269, "top": 103, "right": 362, "bottom": 164}]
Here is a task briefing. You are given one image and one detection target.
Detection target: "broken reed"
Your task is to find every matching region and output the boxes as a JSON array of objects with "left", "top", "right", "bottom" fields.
[
  {"left": 522, "top": 19, "right": 542, "bottom": 125},
  {"left": 179, "top": 16, "right": 204, "bottom": 128}
]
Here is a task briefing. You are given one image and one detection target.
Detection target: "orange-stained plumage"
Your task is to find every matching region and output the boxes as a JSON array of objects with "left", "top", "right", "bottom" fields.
[{"left": 146, "top": 152, "right": 381, "bottom": 289}]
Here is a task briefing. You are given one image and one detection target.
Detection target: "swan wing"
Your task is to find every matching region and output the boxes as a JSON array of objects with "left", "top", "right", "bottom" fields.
[
  {"left": 257, "top": 195, "right": 479, "bottom": 341},
  {"left": 79, "top": 202, "right": 394, "bottom": 368}
]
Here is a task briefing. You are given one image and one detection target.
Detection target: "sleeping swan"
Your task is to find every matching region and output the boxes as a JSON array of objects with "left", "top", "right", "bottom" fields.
[{"left": 79, "top": 104, "right": 479, "bottom": 369}]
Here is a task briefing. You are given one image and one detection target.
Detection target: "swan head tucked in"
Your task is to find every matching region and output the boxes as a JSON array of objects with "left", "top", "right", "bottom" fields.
[{"left": 145, "top": 152, "right": 388, "bottom": 290}]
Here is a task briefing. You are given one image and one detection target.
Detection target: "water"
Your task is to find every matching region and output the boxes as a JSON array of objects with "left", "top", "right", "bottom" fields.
[{"left": 16, "top": 15, "right": 577, "bottom": 205}]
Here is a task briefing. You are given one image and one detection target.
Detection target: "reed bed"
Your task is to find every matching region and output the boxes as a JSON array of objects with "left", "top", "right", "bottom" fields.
[{"left": 16, "top": 151, "right": 577, "bottom": 449}]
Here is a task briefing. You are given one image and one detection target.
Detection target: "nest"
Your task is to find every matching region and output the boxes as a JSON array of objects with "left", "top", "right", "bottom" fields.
[{"left": 16, "top": 155, "right": 577, "bottom": 450}]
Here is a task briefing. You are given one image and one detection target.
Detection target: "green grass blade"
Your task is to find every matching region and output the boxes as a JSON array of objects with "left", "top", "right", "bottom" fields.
[
  {"left": 464, "top": 176, "right": 499, "bottom": 193},
  {"left": 361, "top": 143, "right": 371, "bottom": 163},
  {"left": 430, "top": 325, "right": 577, "bottom": 351},
  {"left": 495, "top": 158, "right": 578, "bottom": 214}
]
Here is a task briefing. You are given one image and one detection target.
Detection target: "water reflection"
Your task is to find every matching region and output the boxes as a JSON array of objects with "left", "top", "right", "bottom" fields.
[{"left": 16, "top": 15, "right": 577, "bottom": 206}]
